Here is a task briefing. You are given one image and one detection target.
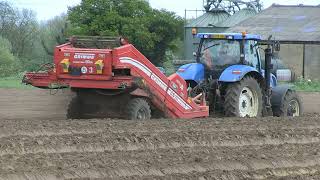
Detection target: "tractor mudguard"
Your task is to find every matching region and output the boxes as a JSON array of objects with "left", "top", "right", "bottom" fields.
[
  {"left": 218, "top": 65, "right": 262, "bottom": 82},
  {"left": 218, "top": 65, "right": 277, "bottom": 87},
  {"left": 270, "top": 84, "right": 294, "bottom": 107},
  {"left": 270, "top": 75, "right": 277, "bottom": 88},
  {"left": 177, "top": 63, "right": 205, "bottom": 83},
  {"left": 261, "top": 69, "right": 277, "bottom": 88}
]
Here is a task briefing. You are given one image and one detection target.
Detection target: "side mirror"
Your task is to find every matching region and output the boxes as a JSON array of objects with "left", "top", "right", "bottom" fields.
[{"left": 274, "top": 41, "right": 280, "bottom": 51}]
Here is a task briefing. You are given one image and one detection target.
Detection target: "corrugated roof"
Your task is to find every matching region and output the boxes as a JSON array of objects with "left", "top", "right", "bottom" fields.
[
  {"left": 216, "top": 8, "right": 257, "bottom": 28},
  {"left": 185, "top": 10, "right": 229, "bottom": 28},
  {"left": 228, "top": 5, "right": 320, "bottom": 42}
]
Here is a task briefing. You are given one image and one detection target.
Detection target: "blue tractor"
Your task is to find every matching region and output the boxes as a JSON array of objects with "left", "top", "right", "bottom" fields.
[{"left": 177, "top": 33, "right": 302, "bottom": 117}]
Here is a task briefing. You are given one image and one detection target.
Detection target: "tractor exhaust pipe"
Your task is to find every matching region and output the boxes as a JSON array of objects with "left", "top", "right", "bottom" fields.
[{"left": 264, "top": 35, "right": 273, "bottom": 115}]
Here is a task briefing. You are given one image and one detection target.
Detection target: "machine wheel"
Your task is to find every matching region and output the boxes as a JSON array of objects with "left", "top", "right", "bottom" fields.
[
  {"left": 224, "top": 76, "right": 263, "bottom": 117},
  {"left": 126, "top": 98, "right": 151, "bottom": 120},
  {"left": 273, "top": 91, "right": 303, "bottom": 117},
  {"left": 67, "top": 96, "right": 84, "bottom": 119}
]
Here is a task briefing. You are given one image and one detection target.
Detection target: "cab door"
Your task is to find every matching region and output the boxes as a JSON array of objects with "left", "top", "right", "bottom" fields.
[{"left": 244, "top": 40, "right": 261, "bottom": 72}]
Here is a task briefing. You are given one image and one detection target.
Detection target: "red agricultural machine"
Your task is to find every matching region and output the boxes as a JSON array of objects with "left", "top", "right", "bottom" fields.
[{"left": 23, "top": 37, "right": 209, "bottom": 119}]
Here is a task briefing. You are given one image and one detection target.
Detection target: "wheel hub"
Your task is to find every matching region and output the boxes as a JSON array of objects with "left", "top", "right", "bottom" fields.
[
  {"left": 288, "top": 99, "right": 300, "bottom": 117},
  {"left": 239, "top": 87, "right": 259, "bottom": 117},
  {"left": 242, "top": 101, "right": 247, "bottom": 109},
  {"left": 137, "top": 108, "right": 147, "bottom": 120}
]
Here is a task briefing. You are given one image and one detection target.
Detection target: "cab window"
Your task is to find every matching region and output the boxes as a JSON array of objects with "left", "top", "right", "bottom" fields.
[
  {"left": 200, "top": 39, "right": 240, "bottom": 70},
  {"left": 244, "top": 40, "right": 260, "bottom": 70}
]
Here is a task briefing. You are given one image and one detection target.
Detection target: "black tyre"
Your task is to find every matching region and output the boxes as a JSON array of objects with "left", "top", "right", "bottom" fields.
[
  {"left": 273, "top": 91, "right": 303, "bottom": 117},
  {"left": 126, "top": 98, "right": 151, "bottom": 120},
  {"left": 67, "top": 96, "right": 84, "bottom": 119},
  {"left": 224, "top": 76, "right": 263, "bottom": 117}
]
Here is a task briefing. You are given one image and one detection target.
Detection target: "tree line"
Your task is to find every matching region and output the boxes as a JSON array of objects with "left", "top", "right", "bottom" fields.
[{"left": 0, "top": 0, "right": 183, "bottom": 77}]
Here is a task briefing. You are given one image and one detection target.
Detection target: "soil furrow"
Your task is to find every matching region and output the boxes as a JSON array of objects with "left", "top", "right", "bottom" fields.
[
  {"left": 1, "top": 158, "right": 320, "bottom": 179},
  {"left": 1, "top": 143, "right": 320, "bottom": 174},
  {"left": 0, "top": 128, "right": 319, "bottom": 156}
]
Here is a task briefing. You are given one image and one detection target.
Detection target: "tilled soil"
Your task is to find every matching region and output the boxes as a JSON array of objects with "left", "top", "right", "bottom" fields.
[
  {"left": 1, "top": 117, "right": 320, "bottom": 179},
  {"left": 0, "top": 89, "right": 320, "bottom": 179}
]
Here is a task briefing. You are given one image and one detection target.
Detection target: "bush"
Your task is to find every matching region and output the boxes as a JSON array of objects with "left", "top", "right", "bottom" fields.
[
  {"left": 162, "top": 51, "right": 176, "bottom": 75},
  {"left": 0, "top": 36, "right": 21, "bottom": 77},
  {"left": 294, "top": 77, "right": 320, "bottom": 92}
]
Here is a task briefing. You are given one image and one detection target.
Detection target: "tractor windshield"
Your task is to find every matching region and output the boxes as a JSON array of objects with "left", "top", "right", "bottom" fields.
[{"left": 200, "top": 39, "right": 240, "bottom": 70}]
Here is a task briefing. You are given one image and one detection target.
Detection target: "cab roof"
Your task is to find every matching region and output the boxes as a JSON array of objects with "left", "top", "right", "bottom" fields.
[{"left": 197, "top": 33, "right": 262, "bottom": 40}]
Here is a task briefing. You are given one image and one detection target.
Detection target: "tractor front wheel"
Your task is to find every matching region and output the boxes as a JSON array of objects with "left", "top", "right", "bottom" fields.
[
  {"left": 224, "top": 76, "right": 263, "bottom": 117},
  {"left": 126, "top": 98, "right": 151, "bottom": 120},
  {"left": 273, "top": 91, "right": 303, "bottom": 117}
]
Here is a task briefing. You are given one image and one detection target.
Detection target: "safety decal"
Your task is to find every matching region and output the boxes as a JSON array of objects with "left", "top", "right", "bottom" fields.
[
  {"left": 167, "top": 88, "right": 192, "bottom": 110},
  {"left": 74, "top": 53, "right": 95, "bottom": 59},
  {"left": 120, "top": 57, "right": 152, "bottom": 76},
  {"left": 119, "top": 57, "right": 192, "bottom": 110}
]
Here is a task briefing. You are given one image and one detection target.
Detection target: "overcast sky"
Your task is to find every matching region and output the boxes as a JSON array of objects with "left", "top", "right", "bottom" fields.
[{"left": 6, "top": 0, "right": 320, "bottom": 21}]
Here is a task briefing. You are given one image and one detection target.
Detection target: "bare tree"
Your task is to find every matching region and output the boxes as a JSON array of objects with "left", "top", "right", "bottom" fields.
[
  {"left": 0, "top": 1, "right": 38, "bottom": 57},
  {"left": 12, "top": 9, "right": 38, "bottom": 56},
  {"left": 204, "top": 0, "right": 262, "bottom": 13},
  {"left": 0, "top": 1, "right": 16, "bottom": 35},
  {"left": 40, "top": 15, "right": 69, "bottom": 56}
]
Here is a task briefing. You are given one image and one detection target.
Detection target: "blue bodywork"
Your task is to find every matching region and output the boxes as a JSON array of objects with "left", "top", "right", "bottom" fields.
[
  {"left": 197, "top": 33, "right": 262, "bottom": 41},
  {"left": 177, "top": 63, "right": 204, "bottom": 83},
  {"left": 219, "top": 65, "right": 259, "bottom": 82},
  {"left": 261, "top": 69, "right": 278, "bottom": 88},
  {"left": 218, "top": 65, "right": 276, "bottom": 88}
]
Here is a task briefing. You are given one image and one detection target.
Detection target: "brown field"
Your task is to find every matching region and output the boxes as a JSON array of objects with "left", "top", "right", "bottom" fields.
[{"left": 0, "top": 89, "right": 320, "bottom": 179}]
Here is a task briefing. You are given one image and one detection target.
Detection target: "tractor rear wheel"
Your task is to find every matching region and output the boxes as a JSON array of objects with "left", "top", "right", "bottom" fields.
[
  {"left": 126, "top": 98, "right": 151, "bottom": 120},
  {"left": 273, "top": 91, "right": 303, "bottom": 117},
  {"left": 67, "top": 96, "right": 84, "bottom": 119},
  {"left": 224, "top": 76, "right": 263, "bottom": 117}
]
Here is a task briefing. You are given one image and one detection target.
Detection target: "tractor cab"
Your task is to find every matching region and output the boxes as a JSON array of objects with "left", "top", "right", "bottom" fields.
[
  {"left": 199, "top": 33, "right": 262, "bottom": 76},
  {"left": 178, "top": 33, "right": 263, "bottom": 82}
]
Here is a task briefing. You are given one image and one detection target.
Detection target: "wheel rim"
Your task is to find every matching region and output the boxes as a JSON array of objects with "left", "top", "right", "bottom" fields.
[
  {"left": 238, "top": 87, "right": 259, "bottom": 117},
  {"left": 136, "top": 108, "right": 147, "bottom": 120},
  {"left": 287, "top": 99, "right": 300, "bottom": 117}
]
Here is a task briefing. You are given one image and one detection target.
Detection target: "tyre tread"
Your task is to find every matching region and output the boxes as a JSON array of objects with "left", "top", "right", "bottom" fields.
[
  {"left": 126, "top": 98, "right": 151, "bottom": 120},
  {"left": 273, "top": 91, "right": 303, "bottom": 117},
  {"left": 224, "top": 76, "right": 263, "bottom": 117}
]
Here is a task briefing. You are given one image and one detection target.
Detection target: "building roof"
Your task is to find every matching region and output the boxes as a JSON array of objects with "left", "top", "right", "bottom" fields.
[
  {"left": 197, "top": 33, "right": 261, "bottom": 40},
  {"left": 216, "top": 8, "right": 257, "bottom": 28},
  {"left": 229, "top": 5, "right": 320, "bottom": 42},
  {"left": 185, "top": 10, "right": 229, "bottom": 28}
]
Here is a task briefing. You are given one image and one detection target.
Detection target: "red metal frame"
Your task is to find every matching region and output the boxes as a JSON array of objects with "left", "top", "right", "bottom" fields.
[{"left": 24, "top": 43, "right": 209, "bottom": 119}]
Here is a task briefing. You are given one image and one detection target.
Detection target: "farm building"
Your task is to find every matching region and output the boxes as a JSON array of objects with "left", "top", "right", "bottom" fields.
[{"left": 229, "top": 4, "right": 320, "bottom": 80}]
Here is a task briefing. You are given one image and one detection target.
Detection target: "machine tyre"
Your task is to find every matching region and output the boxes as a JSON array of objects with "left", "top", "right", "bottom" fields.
[
  {"left": 224, "top": 76, "right": 263, "bottom": 117},
  {"left": 126, "top": 98, "right": 151, "bottom": 120},
  {"left": 67, "top": 96, "right": 84, "bottom": 119},
  {"left": 273, "top": 91, "right": 303, "bottom": 117}
]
